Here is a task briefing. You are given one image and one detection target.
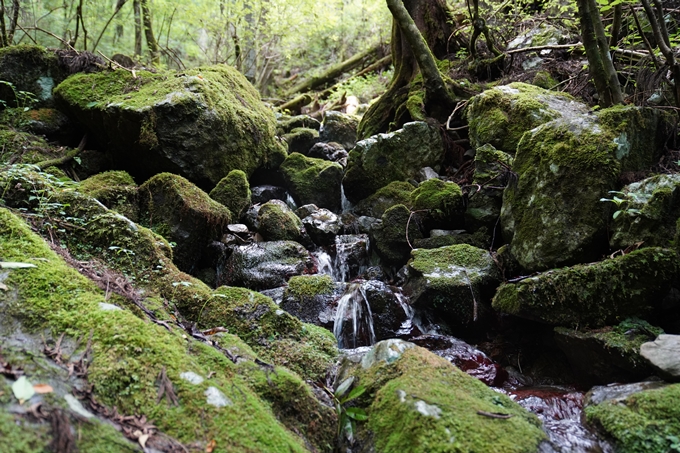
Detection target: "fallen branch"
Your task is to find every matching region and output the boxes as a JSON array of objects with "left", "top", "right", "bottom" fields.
[
  {"left": 505, "top": 42, "right": 583, "bottom": 55},
  {"left": 36, "top": 135, "right": 87, "bottom": 170}
]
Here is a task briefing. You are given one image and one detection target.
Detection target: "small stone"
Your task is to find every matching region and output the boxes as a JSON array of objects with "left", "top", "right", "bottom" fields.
[
  {"left": 98, "top": 302, "right": 122, "bottom": 311},
  {"left": 205, "top": 386, "right": 232, "bottom": 407},
  {"left": 180, "top": 371, "right": 205, "bottom": 385}
]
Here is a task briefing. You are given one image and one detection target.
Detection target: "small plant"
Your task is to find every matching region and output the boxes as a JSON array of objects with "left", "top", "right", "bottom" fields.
[
  {"left": 328, "top": 376, "right": 368, "bottom": 443},
  {"left": 600, "top": 191, "right": 641, "bottom": 220},
  {"left": 0, "top": 80, "right": 38, "bottom": 111},
  {"left": 108, "top": 246, "right": 137, "bottom": 279}
]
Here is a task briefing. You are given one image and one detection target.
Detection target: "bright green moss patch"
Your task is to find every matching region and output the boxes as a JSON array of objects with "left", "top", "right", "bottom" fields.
[
  {"left": 353, "top": 180, "right": 415, "bottom": 218},
  {"left": 257, "top": 200, "right": 303, "bottom": 242},
  {"left": 209, "top": 169, "right": 251, "bottom": 218},
  {"left": 492, "top": 248, "right": 680, "bottom": 328},
  {"left": 286, "top": 274, "right": 334, "bottom": 299},
  {"left": 410, "top": 178, "right": 464, "bottom": 227},
  {"left": 0, "top": 127, "right": 67, "bottom": 164},
  {"left": 80, "top": 170, "right": 138, "bottom": 220},
  {"left": 585, "top": 384, "right": 680, "bottom": 453},
  {"left": 280, "top": 152, "right": 343, "bottom": 211}
]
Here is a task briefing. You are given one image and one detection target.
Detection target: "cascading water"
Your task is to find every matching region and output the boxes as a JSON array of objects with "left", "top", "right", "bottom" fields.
[
  {"left": 333, "top": 282, "right": 376, "bottom": 349},
  {"left": 340, "top": 184, "right": 353, "bottom": 213},
  {"left": 333, "top": 234, "right": 369, "bottom": 283},
  {"left": 313, "top": 250, "right": 334, "bottom": 277}
]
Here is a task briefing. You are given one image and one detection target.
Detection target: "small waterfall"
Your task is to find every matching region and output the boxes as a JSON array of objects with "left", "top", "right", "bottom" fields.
[
  {"left": 313, "top": 250, "right": 334, "bottom": 276},
  {"left": 285, "top": 193, "right": 297, "bottom": 210},
  {"left": 334, "top": 235, "right": 369, "bottom": 282},
  {"left": 394, "top": 290, "right": 415, "bottom": 336},
  {"left": 340, "top": 184, "right": 353, "bottom": 213},
  {"left": 333, "top": 282, "right": 376, "bottom": 349}
]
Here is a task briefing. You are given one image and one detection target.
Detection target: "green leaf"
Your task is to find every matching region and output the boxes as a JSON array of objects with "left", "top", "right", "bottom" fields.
[
  {"left": 335, "top": 377, "right": 354, "bottom": 398},
  {"left": 345, "top": 406, "right": 368, "bottom": 421},
  {"left": 613, "top": 210, "right": 622, "bottom": 219},
  {"left": 345, "top": 384, "right": 366, "bottom": 401},
  {"left": 0, "top": 261, "right": 37, "bottom": 269},
  {"left": 12, "top": 376, "right": 35, "bottom": 402}
]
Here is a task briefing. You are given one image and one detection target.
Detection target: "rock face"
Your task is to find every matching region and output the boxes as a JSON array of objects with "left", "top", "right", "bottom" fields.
[
  {"left": 492, "top": 247, "right": 680, "bottom": 328},
  {"left": 335, "top": 340, "right": 546, "bottom": 453},
  {"left": 79, "top": 170, "right": 138, "bottom": 221},
  {"left": 343, "top": 121, "right": 444, "bottom": 203},
  {"left": 138, "top": 173, "right": 231, "bottom": 273},
  {"left": 372, "top": 204, "right": 423, "bottom": 267},
  {"left": 640, "top": 334, "right": 680, "bottom": 381},
  {"left": 280, "top": 152, "right": 343, "bottom": 211},
  {"left": 0, "top": 45, "right": 69, "bottom": 108},
  {"left": 410, "top": 178, "right": 465, "bottom": 230},
  {"left": 404, "top": 244, "right": 501, "bottom": 331},
  {"left": 584, "top": 381, "right": 680, "bottom": 453},
  {"left": 54, "top": 65, "right": 286, "bottom": 188},
  {"left": 353, "top": 180, "right": 415, "bottom": 218},
  {"left": 609, "top": 174, "right": 680, "bottom": 250},
  {"left": 300, "top": 208, "right": 341, "bottom": 246}
]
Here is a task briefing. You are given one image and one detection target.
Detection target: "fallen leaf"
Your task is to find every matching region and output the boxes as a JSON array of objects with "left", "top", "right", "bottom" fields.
[
  {"left": 138, "top": 434, "right": 149, "bottom": 448},
  {"left": 0, "top": 282, "right": 7, "bottom": 291},
  {"left": 206, "top": 439, "right": 217, "bottom": 453},
  {"left": 33, "top": 383, "right": 53, "bottom": 394},
  {"left": 12, "top": 376, "right": 35, "bottom": 403}
]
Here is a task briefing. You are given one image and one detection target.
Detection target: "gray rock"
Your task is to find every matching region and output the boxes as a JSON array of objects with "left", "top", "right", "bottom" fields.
[
  {"left": 319, "top": 111, "right": 359, "bottom": 150},
  {"left": 641, "top": 334, "right": 680, "bottom": 381},
  {"left": 301, "top": 208, "right": 341, "bottom": 246}
]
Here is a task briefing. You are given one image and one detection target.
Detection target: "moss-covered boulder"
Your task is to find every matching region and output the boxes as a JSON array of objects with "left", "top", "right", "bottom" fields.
[
  {"left": 410, "top": 178, "right": 465, "bottom": 230},
  {"left": 335, "top": 339, "right": 546, "bottom": 453},
  {"left": 0, "top": 207, "right": 330, "bottom": 452},
  {"left": 372, "top": 204, "right": 423, "bottom": 267},
  {"left": 209, "top": 169, "right": 251, "bottom": 219},
  {"left": 342, "top": 121, "right": 444, "bottom": 204},
  {"left": 220, "top": 240, "right": 314, "bottom": 290},
  {"left": 554, "top": 318, "right": 662, "bottom": 384},
  {"left": 138, "top": 172, "right": 231, "bottom": 273},
  {"left": 353, "top": 180, "right": 415, "bottom": 218},
  {"left": 280, "top": 274, "right": 339, "bottom": 328},
  {"left": 283, "top": 127, "right": 320, "bottom": 154},
  {"left": 257, "top": 199, "right": 303, "bottom": 242},
  {"left": 280, "top": 152, "right": 343, "bottom": 212},
  {"left": 609, "top": 174, "right": 680, "bottom": 250},
  {"left": 0, "top": 126, "right": 72, "bottom": 165},
  {"left": 492, "top": 247, "right": 680, "bottom": 328},
  {"left": 54, "top": 65, "right": 286, "bottom": 188},
  {"left": 0, "top": 45, "right": 69, "bottom": 108},
  {"left": 79, "top": 170, "right": 138, "bottom": 221},
  {"left": 277, "top": 114, "right": 321, "bottom": 135},
  {"left": 585, "top": 381, "right": 680, "bottom": 453},
  {"left": 404, "top": 244, "right": 501, "bottom": 332},
  {"left": 465, "top": 144, "right": 514, "bottom": 232},
  {"left": 319, "top": 111, "right": 359, "bottom": 150},
  {"left": 466, "top": 82, "right": 585, "bottom": 154}
]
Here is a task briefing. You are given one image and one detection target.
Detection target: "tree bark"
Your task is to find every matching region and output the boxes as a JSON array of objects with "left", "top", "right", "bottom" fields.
[
  {"left": 0, "top": 0, "right": 7, "bottom": 47},
  {"left": 7, "top": 0, "right": 17, "bottom": 43},
  {"left": 133, "top": 0, "right": 142, "bottom": 56},
  {"left": 141, "top": 0, "right": 160, "bottom": 65}
]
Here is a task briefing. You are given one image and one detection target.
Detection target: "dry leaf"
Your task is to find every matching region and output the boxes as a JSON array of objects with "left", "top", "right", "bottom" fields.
[
  {"left": 138, "top": 434, "right": 149, "bottom": 448},
  {"left": 206, "top": 439, "right": 217, "bottom": 453},
  {"left": 33, "top": 383, "right": 54, "bottom": 394},
  {"left": 0, "top": 282, "right": 8, "bottom": 291}
]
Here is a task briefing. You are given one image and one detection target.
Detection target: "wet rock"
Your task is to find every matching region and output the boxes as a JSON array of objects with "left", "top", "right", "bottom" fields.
[
  {"left": 250, "top": 185, "right": 288, "bottom": 204},
  {"left": 280, "top": 152, "right": 343, "bottom": 212},
  {"left": 404, "top": 244, "right": 501, "bottom": 332},
  {"left": 609, "top": 174, "right": 680, "bottom": 250},
  {"left": 335, "top": 340, "right": 546, "bottom": 453},
  {"left": 220, "top": 240, "right": 314, "bottom": 290},
  {"left": 0, "top": 45, "right": 69, "bottom": 108},
  {"left": 584, "top": 381, "right": 680, "bottom": 453},
  {"left": 209, "top": 169, "right": 252, "bottom": 219},
  {"left": 361, "top": 280, "right": 411, "bottom": 341},
  {"left": 640, "top": 334, "right": 680, "bottom": 381},
  {"left": 353, "top": 180, "right": 415, "bottom": 218},
  {"left": 257, "top": 199, "right": 303, "bottom": 242},
  {"left": 333, "top": 234, "right": 370, "bottom": 281},
  {"left": 493, "top": 248, "right": 680, "bottom": 328},
  {"left": 410, "top": 178, "right": 465, "bottom": 230},
  {"left": 277, "top": 114, "right": 321, "bottom": 134},
  {"left": 554, "top": 318, "right": 662, "bottom": 384},
  {"left": 54, "top": 65, "right": 286, "bottom": 188},
  {"left": 138, "top": 172, "right": 231, "bottom": 273},
  {"left": 412, "top": 228, "right": 491, "bottom": 250},
  {"left": 307, "top": 141, "right": 347, "bottom": 162},
  {"left": 79, "top": 170, "right": 138, "bottom": 221},
  {"left": 319, "top": 110, "right": 358, "bottom": 150},
  {"left": 372, "top": 204, "right": 423, "bottom": 267},
  {"left": 283, "top": 127, "right": 320, "bottom": 154},
  {"left": 280, "top": 274, "right": 340, "bottom": 329},
  {"left": 301, "top": 208, "right": 341, "bottom": 246},
  {"left": 343, "top": 121, "right": 444, "bottom": 203}
]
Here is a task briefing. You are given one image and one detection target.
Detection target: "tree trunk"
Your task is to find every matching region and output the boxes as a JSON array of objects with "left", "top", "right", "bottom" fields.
[
  {"left": 141, "top": 0, "right": 160, "bottom": 65},
  {"left": 576, "top": 0, "right": 623, "bottom": 107},
  {"left": 358, "top": 0, "right": 463, "bottom": 139},
  {"left": 133, "top": 0, "right": 142, "bottom": 56}
]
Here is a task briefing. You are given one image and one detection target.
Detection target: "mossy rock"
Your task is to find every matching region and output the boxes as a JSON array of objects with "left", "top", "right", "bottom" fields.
[
  {"left": 554, "top": 318, "right": 662, "bottom": 384},
  {"left": 410, "top": 178, "right": 464, "bottom": 230},
  {"left": 501, "top": 115, "right": 620, "bottom": 272},
  {"left": 280, "top": 152, "right": 343, "bottom": 212},
  {"left": 319, "top": 111, "right": 359, "bottom": 150},
  {"left": 0, "top": 126, "right": 71, "bottom": 165},
  {"left": 412, "top": 228, "right": 491, "bottom": 250},
  {"left": 281, "top": 275, "right": 339, "bottom": 328},
  {"left": 277, "top": 114, "right": 321, "bottom": 135},
  {"left": 372, "top": 204, "right": 423, "bottom": 267},
  {"left": 283, "top": 127, "right": 320, "bottom": 155},
  {"left": 342, "top": 121, "right": 444, "bottom": 204},
  {"left": 609, "top": 174, "right": 680, "bottom": 250},
  {"left": 257, "top": 199, "right": 303, "bottom": 242},
  {"left": 138, "top": 172, "right": 231, "bottom": 273},
  {"left": 209, "top": 169, "right": 251, "bottom": 219},
  {"left": 80, "top": 170, "right": 139, "bottom": 221},
  {"left": 336, "top": 340, "right": 546, "bottom": 453},
  {"left": 466, "top": 82, "right": 583, "bottom": 154},
  {"left": 404, "top": 244, "right": 501, "bottom": 331},
  {"left": 0, "top": 45, "right": 69, "bottom": 108},
  {"left": 492, "top": 247, "right": 680, "bottom": 328},
  {"left": 54, "top": 65, "right": 286, "bottom": 188},
  {"left": 353, "top": 180, "right": 415, "bottom": 218},
  {"left": 0, "top": 207, "right": 321, "bottom": 452},
  {"left": 585, "top": 382, "right": 680, "bottom": 453}
]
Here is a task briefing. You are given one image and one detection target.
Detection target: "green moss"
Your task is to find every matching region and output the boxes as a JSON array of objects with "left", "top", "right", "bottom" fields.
[
  {"left": 585, "top": 384, "right": 680, "bottom": 453},
  {"left": 411, "top": 178, "right": 463, "bottom": 226},
  {"left": 280, "top": 152, "right": 343, "bottom": 211},
  {"left": 0, "top": 127, "right": 68, "bottom": 164},
  {"left": 353, "top": 180, "right": 415, "bottom": 218},
  {"left": 0, "top": 410, "right": 50, "bottom": 453},
  {"left": 373, "top": 204, "right": 423, "bottom": 266},
  {"left": 257, "top": 200, "right": 303, "bottom": 242},
  {"left": 286, "top": 275, "right": 334, "bottom": 299},
  {"left": 492, "top": 248, "right": 680, "bottom": 327},
  {"left": 80, "top": 170, "right": 138, "bottom": 220},
  {"left": 355, "top": 346, "right": 545, "bottom": 453},
  {"left": 532, "top": 71, "right": 558, "bottom": 90},
  {"left": 0, "top": 45, "right": 67, "bottom": 107},
  {"left": 0, "top": 207, "right": 310, "bottom": 452},
  {"left": 209, "top": 169, "right": 251, "bottom": 218}
]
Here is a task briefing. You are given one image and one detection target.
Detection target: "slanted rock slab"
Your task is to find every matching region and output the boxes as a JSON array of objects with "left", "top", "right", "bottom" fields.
[{"left": 640, "top": 334, "right": 680, "bottom": 382}]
